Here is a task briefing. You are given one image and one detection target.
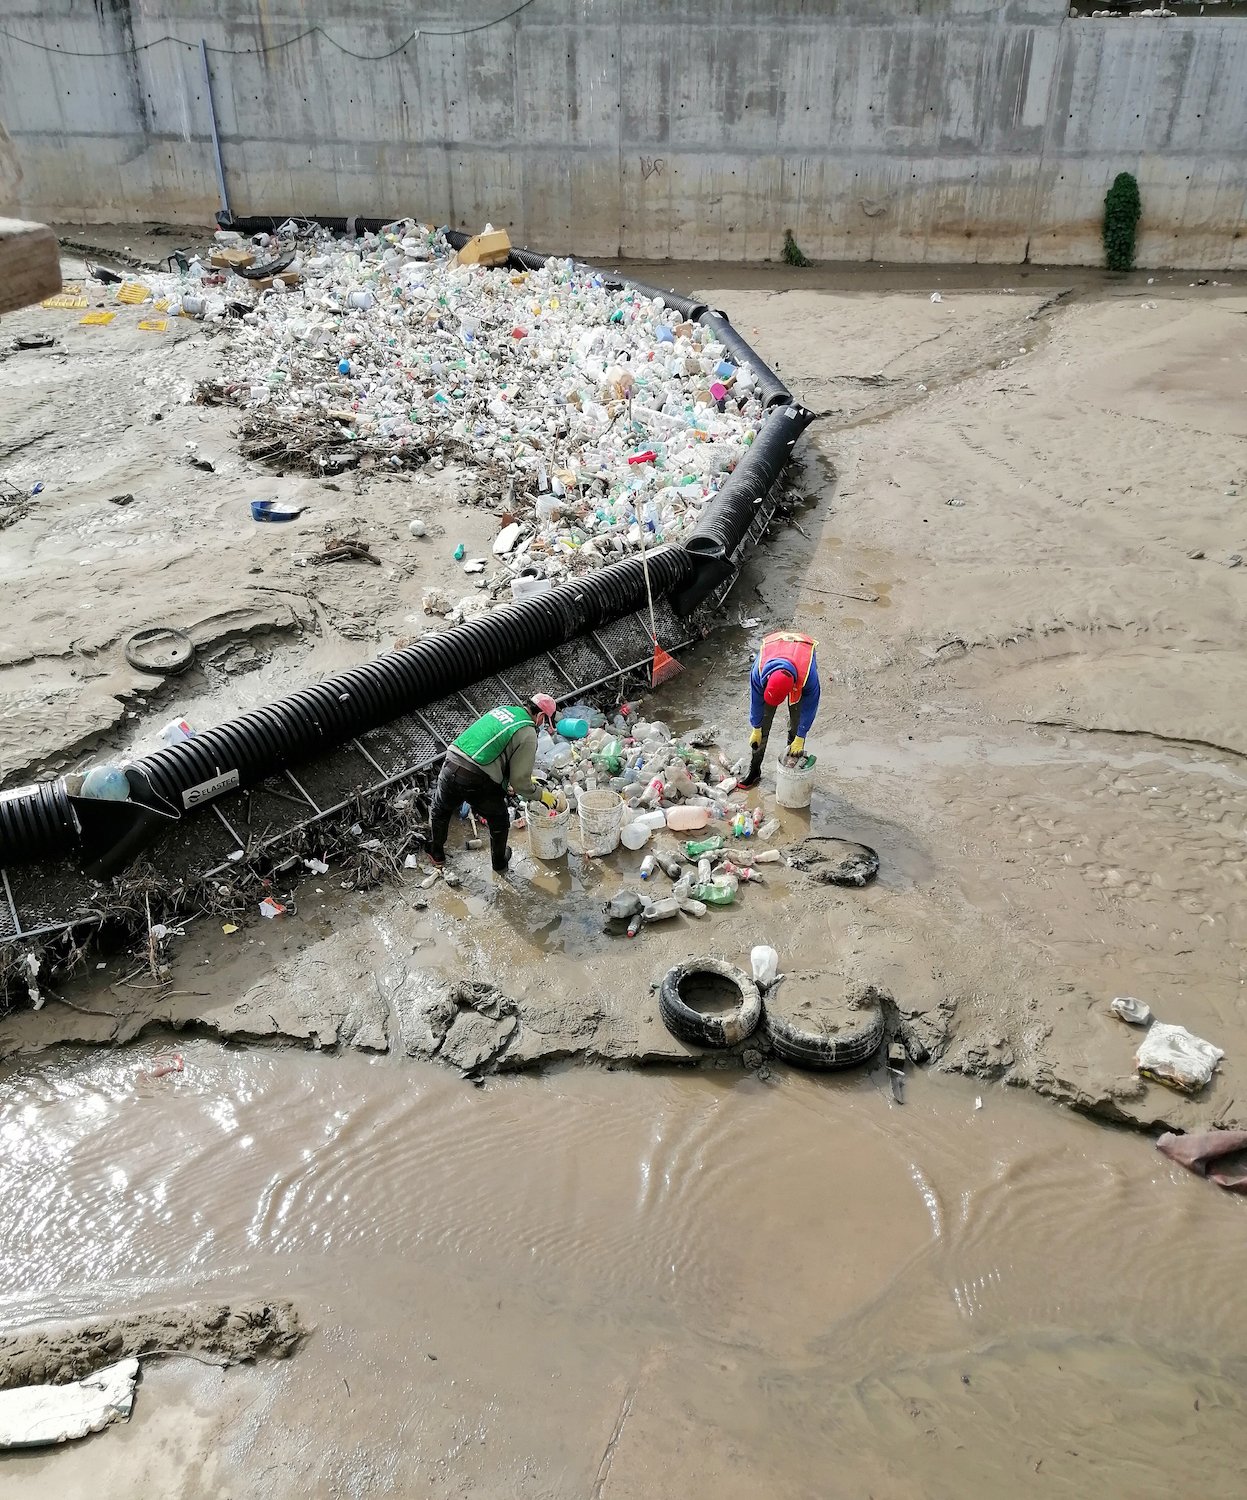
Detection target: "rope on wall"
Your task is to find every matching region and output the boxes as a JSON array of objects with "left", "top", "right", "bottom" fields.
[{"left": 0, "top": 2, "right": 540, "bottom": 61}]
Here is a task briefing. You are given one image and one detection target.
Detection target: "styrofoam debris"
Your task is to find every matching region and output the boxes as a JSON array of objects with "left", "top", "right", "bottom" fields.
[
  {"left": 493, "top": 521, "right": 522, "bottom": 554},
  {"left": 0, "top": 1358, "right": 139, "bottom": 1449}
]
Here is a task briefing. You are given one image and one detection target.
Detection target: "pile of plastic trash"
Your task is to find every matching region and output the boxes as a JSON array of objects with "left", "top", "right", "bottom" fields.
[
  {"left": 523, "top": 703, "right": 784, "bottom": 933},
  {"left": 172, "top": 220, "right": 766, "bottom": 604}
]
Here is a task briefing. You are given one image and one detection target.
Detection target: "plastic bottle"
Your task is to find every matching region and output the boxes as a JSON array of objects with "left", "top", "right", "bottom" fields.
[
  {"left": 757, "top": 817, "right": 780, "bottom": 840},
  {"left": 697, "top": 857, "right": 713, "bottom": 884},
  {"left": 642, "top": 896, "right": 679, "bottom": 922},
  {"left": 695, "top": 882, "right": 735, "bottom": 906},
  {"left": 556, "top": 717, "right": 589, "bottom": 740},
  {"left": 640, "top": 854, "right": 657, "bottom": 880},
  {"left": 684, "top": 835, "right": 724, "bottom": 858},
  {"left": 635, "top": 810, "right": 667, "bottom": 832},
  {"left": 666, "top": 805, "right": 709, "bottom": 833},
  {"left": 620, "top": 820, "right": 652, "bottom": 851},
  {"left": 755, "top": 849, "right": 784, "bottom": 865},
  {"left": 678, "top": 897, "right": 708, "bottom": 919},
  {"left": 657, "top": 853, "right": 683, "bottom": 880}
]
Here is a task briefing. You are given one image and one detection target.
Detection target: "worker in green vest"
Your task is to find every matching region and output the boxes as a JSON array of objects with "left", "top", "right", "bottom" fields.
[{"left": 427, "top": 695, "right": 558, "bottom": 873}]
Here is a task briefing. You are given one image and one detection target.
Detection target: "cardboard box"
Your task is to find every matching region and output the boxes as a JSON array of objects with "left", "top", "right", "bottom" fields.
[
  {"left": 456, "top": 229, "right": 512, "bottom": 268},
  {"left": 247, "top": 272, "right": 303, "bottom": 292},
  {"left": 212, "top": 247, "right": 256, "bottom": 271},
  {"left": 0, "top": 218, "right": 61, "bottom": 314}
]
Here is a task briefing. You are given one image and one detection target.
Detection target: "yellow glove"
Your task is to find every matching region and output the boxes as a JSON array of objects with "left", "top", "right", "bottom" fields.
[
  {"left": 539, "top": 789, "right": 557, "bottom": 809},
  {"left": 749, "top": 728, "right": 763, "bottom": 749},
  {"left": 788, "top": 736, "right": 805, "bottom": 756}
]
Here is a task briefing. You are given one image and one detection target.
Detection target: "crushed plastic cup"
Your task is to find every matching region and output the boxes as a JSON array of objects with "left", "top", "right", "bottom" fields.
[{"left": 258, "top": 897, "right": 286, "bottom": 919}]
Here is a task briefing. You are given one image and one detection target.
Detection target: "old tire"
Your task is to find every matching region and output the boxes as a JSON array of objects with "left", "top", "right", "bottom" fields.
[
  {"left": 659, "top": 959, "right": 762, "bottom": 1049},
  {"left": 763, "top": 973, "right": 885, "bottom": 1070}
]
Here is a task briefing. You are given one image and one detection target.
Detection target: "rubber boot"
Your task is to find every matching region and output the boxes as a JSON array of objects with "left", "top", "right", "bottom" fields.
[{"left": 738, "top": 750, "right": 763, "bottom": 790}]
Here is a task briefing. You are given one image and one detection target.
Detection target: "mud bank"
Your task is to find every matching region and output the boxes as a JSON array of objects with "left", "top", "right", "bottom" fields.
[
  {"left": 0, "top": 1300, "right": 303, "bottom": 1390},
  {"left": 3, "top": 265, "right": 1243, "bottom": 1146}
]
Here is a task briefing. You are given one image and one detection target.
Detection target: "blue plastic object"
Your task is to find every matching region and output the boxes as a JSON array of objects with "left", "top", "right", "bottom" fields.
[
  {"left": 251, "top": 500, "right": 305, "bottom": 522},
  {"left": 556, "top": 717, "right": 589, "bottom": 740},
  {"left": 715, "top": 360, "right": 737, "bottom": 380},
  {"left": 338, "top": 358, "right": 352, "bottom": 375},
  {"left": 656, "top": 326, "right": 675, "bottom": 344},
  {"left": 81, "top": 765, "right": 131, "bottom": 801}
]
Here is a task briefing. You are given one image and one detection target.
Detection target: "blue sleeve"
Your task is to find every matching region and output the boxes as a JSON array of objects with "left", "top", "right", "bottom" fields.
[
  {"left": 749, "top": 659, "right": 765, "bottom": 729},
  {"left": 795, "top": 657, "right": 821, "bottom": 738}
]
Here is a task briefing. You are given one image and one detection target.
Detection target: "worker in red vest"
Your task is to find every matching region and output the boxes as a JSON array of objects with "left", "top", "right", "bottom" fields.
[
  {"left": 739, "top": 630, "right": 820, "bottom": 788},
  {"left": 428, "top": 694, "right": 557, "bottom": 872}
]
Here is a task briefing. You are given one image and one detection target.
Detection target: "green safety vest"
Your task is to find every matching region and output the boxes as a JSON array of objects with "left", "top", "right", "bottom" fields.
[{"left": 452, "top": 705, "right": 534, "bottom": 767}]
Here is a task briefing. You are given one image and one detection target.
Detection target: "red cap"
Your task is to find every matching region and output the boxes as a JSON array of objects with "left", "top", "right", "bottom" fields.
[
  {"left": 763, "top": 671, "right": 796, "bottom": 707},
  {"left": 531, "top": 693, "right": 557, "bottom": 720}
]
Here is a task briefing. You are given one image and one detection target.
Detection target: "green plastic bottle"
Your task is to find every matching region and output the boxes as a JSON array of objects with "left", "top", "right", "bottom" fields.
[
  {"left": 695, "top": 882, "right": 735, "bottom": 906},
  {"left": 684, "top": 835, "right": 724, "bottom": 858}
]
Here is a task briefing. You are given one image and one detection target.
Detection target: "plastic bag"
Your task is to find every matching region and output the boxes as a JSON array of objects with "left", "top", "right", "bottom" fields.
[
  {"left": 751, "top": 945, "right": 779, "bottom": 986},
  {"left": 1136, "top": 1023, "right": 1224, "bottom": 1094}
]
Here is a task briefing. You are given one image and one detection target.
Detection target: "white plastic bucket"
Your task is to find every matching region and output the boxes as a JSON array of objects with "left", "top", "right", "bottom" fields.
[
  {"left": 577, "top": 789, "right": 624, "bottom": 857},
  {"left": 775, "top": 759, "right": 815, "bottom": 810},
  {"left": 528, "top": 801, "right": 571, "bottom": 860}
]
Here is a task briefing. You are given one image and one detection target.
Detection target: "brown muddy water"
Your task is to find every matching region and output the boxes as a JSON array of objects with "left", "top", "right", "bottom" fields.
[{"left": 1, "top": 1042, "right": 1243, "bottom": 1498}]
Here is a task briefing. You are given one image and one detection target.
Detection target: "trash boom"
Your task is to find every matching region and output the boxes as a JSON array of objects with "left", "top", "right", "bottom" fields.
[{"left": 0, "top": 247, "right": 807, "bottom": 877}]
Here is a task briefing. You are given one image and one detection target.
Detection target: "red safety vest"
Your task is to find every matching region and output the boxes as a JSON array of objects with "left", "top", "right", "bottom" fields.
[{"left": 759, "top": 631, "right": 816, "bottom": 703}]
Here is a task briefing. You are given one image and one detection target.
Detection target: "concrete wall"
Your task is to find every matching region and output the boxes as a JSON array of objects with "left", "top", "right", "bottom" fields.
[{"left": 1, "top": 1, "right": 1244, "bottom": 267}]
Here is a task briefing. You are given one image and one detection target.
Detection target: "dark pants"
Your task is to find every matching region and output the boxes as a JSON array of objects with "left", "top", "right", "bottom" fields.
[
  {"left": 747, "top": 701, "right": 802, "bottom": 781},
  {"left": 428, "top": 761, "right": 511, "bottom": 870}
]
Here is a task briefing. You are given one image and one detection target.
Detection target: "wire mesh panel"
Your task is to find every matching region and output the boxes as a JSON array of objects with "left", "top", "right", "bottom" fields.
[
  {"left": 7, "top": 861, "right": 101, "bottom": 939},
  {"left": 290, "top": 744, "right": 385, "bottom": 815},
  {"left": 551, "top": 634, "right": 616, "bottom": 690},
  {"left": 598, "top": 612, "right": 658, "bottom": 669},
  {"left": 360, "top": 714, "right": 442, "bottom": 775},
  {"left": 142, "top": 811, "right": 243, "bottom": 879},
  {"left": 0, "top": 877, "right": 20, "bottom": 942},
  {"left": 219, "top": 776, "right": 318, "bottom": 845},
  {"left": 456, "top": 676, "right": 516, "bottom": 716},
  {"left": 420, "top": 697, "right": 473, "bottom": 747},
  {"left": 502, "top": 653, "right": 567, "bottom": 703}
]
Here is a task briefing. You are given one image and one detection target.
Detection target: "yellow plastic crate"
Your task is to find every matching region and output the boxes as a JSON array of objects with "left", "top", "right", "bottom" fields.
[{"left": 41, "top": 289, "right": 88, "bottom": 310}]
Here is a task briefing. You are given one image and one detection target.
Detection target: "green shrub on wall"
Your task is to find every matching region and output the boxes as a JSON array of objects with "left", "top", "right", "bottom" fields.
[{"left": 1103, "top": 172, "right": 1142, "bottom": 272}]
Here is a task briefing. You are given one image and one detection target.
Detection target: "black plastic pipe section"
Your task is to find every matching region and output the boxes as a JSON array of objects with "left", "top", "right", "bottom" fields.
[
  {"left": 0, "top": 235, "right": 806, "bottom": 874},
  {"left": 668, "top": 404, "right": 817, "bottom": 618},
  {"left": 698, "top": 309, "right": 792, "bottom": 409},
  {"left": 0, "top": 548, "right": 690, "bottom": 869}
]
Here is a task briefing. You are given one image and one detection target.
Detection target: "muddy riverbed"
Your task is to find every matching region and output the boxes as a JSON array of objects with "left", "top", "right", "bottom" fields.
[
  {"left": 2, "top": 1042, "right": 1244, "bottom": 1497},
  {"left": 1, "top": 244, "right": 1244, "bottom": 1492}
]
